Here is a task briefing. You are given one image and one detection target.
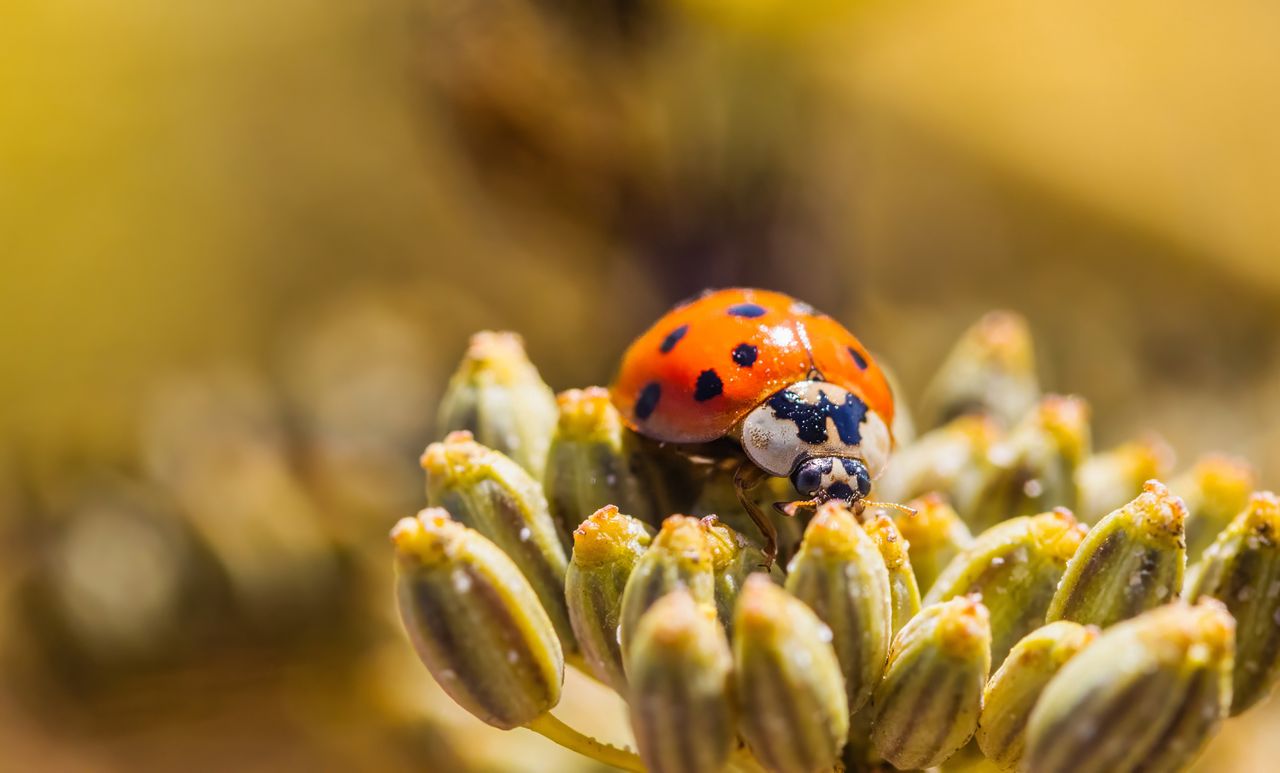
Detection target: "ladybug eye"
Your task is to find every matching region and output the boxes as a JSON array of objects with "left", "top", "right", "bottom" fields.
[
  {"left": 854, "top": 463, "right": 872, "bottom": 497},
  {"left": 790, "top": 458, "right": 832, "bottom": 497}
]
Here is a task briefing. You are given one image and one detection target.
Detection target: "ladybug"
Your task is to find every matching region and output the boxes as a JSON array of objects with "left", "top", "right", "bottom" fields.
[{"left": 612, "top": 288, "right": 899, "bottom": 564}]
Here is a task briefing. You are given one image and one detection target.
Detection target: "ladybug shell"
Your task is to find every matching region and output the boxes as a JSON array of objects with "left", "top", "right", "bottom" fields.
[{"left": 611, "top": 288, "right": 894, "bottom": 444}]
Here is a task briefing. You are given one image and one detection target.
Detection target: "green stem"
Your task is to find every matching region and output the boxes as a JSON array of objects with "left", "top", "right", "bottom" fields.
[{"left": 525, "top": 712, "right": 645, "bottom": 772}]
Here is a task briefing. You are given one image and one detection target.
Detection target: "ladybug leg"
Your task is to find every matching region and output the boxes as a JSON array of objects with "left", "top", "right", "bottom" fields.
[{"left": 733, "top": 461, "right": 778, "bottom": 569}]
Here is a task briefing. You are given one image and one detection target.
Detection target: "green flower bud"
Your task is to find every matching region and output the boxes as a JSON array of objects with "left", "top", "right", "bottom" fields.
[
  {"left": 964, "top": 395, "right": 1091, "bottom": 533},
  {"left": 1170, "top": 454, "right": 1257, "bottom": 561},
  {"left": 565, "top": 505, "right": 653, "bottom": 692},
  {"left": 871, "top": 595, "right": 991, "bottom": 770},
  {"left": 1025, "top": 600, "right": 1235, "bottom": 773},
  {"left": 875, "top": 414, "right": 1002, "bottom": 508},
  {"left": 703, "top": 515, "right": 783, "bottom": 636},
  {"left": 1047, "top": 480, "right": 1186, "bottom": 629},
  {"left": 392, "top": 509, "right": 564, "bottom": 730},
  {"left": 734, "top": 575, "right": 849, "bottom": 773},
  {"left": 619, "top": 515, "right": 716, "bottom": 659},
  {"left": 544, "top": 388, "right": 654, "bottom": 540},
  {"left": 919, "top": 310, "right": 1040, "bottom": 430},
  {"left": 422, "top": 432, "right": 573, "bottom": 648},
  {"left": 888, "top": 493, "right": 974, "bottom": 594},
  {"left": 1185, "top": 491, "right": 1280, "bottom": 714},
  {"left": 785, "top": 502, "right": 893, "bottom": 716},
  {"left": 925, "top": 509, "right": 1086, "bottom": 665},
  {"left": 627, "top": 591, "right": 735, "bottom": 773},
  {"left": 863, "top": 514, "right": 921, "bottom": 636},
  {"left": 436, "top": 331, "right": 557, "bottom": 477},
  {"left": 975, "top": 621, "right": 1099, "bottom": 770},
  {"left": 1076, "top": 436, "right": 1174, "bottom": 525}
]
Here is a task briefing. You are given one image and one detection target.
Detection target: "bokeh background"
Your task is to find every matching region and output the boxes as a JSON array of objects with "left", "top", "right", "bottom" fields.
[{"left": 3, "top": 0, "right": 1280, "bottom": 770}]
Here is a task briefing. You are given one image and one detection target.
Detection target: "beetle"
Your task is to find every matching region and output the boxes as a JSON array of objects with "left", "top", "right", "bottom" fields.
[{"left": 611, "top": 288, "right": 901, "bottom": 564}]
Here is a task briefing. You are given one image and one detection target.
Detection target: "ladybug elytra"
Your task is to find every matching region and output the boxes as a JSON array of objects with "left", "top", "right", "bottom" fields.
[{"left": 611, "top": 288, "right": 900, "bottom": 564}]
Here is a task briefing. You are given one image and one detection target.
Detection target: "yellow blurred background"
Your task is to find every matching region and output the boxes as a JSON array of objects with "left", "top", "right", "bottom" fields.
[{"left": 2, "top": 0, "right": 1279, "bottom": 770}]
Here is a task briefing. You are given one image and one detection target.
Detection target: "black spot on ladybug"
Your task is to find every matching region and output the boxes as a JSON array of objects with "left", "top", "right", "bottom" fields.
[
  {"left": 840, "top": 458, "right": 860, "bottom": 476},
  {"left": 659, "top": 324, "right": 689, "bottom": 354},
  {"left": 731, "top": 343, "right": 758, "bottom": 367},
  {"left": 767, "top": 389, "right": 868, "bottom": 445},
  {"left": 827, "top": 482, "right": 856, "bottom": 502},
  {"left": 634, "top": 382, "right": 662, "bottom": 420},
  {"left": 848, "top": 346, "right": 868, "bottom": 370},
  {"left": 727, "top": 303, "right": 766, "bottom": 318},
  {"left": 693, "top": 369, "right": 724, "bottom": 401}
]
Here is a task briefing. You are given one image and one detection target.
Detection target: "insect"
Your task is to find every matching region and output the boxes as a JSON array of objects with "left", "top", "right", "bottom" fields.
[{"left": 612, "top": 288, "right": 901, "bottom": 565}]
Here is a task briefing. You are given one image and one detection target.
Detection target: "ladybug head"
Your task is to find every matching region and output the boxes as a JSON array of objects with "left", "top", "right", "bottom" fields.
[{"left": 789, "top": 456, "right": 872, "bottom": 505}]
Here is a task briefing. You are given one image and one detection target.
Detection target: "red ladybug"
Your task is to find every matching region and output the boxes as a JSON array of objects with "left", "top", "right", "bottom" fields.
[{"left": 612, "top": 288, "right": 897, "bottom": 562}]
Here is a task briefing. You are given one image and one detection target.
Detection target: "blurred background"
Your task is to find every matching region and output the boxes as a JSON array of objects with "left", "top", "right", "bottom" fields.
[{"left": 3, "top": 0, "right": 1280, "bottom": 770}]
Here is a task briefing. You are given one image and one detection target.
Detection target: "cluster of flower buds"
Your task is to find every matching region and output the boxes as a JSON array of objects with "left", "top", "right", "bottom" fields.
[{"left": 393, "top": 319, "right": 1277, "bottom": 772}]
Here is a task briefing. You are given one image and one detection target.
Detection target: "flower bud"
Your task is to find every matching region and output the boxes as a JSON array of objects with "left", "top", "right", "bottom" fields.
[
  {"left": 734, "top": 575, "right": 849, "bottom": 773},
  {"left": 875, "top": 414, "right": 1002, "bottom": 508},
  {"left": 618, "top": 515, "right": 716, "bottom": 659},
  {"left": 964, "top": 395, "right": 1090, "bottom": 533},
  {"left": 1076, "top": 436, "right": 1174, "bottom": 525},
  {"left": 1025, "top": 600, "right": 1235, "bottom": 773},
  {"left": 436, "top": 331, "right": 557, "bottom": 477},
  {"left": 392, "top": 509, "right": 564, "bottom": 730},
  {"left": 919, "top": 310, "right": 1039, "bottom": 430},
  {"left": 925, "top": 509, "right": 1086, "bottom": 664},
  {"left": 862, "top": 514, "right": 921, "bottom": 636},
  {"left": 422, "top": 432, "right": 573, "bottom": 647},
  {"left": 887, "top": 493, "right": 974, "bottom": 594},
  {"left": 702, "top": 515, "right": 783, "bottom": 635},
  {"left": 627, "top": 591, "right": 735, "bottom": 773},
  {"left": 565, "top": 505, "right": 652, "bottom": 692},
  {"left": 1170, "top": 454, "right": 1257, "bottom": 561},
  {"left": 1185, "top": 491, "right": 1280, "bottom": 713},
  {"left": 544, "top": 388, "right": 655, "bottom": 541},
  {"left": 975, "top": 621, "right": 1098, "bottom": 770},
  {"left": 871, "top": 596, "right": 991, "bottom": 770},
  {"left": 1047, "top": 480, "right": 1186, "bottom": 629},
  {"left": 785, "top": 502, "right": 893, "bottom": 716}
]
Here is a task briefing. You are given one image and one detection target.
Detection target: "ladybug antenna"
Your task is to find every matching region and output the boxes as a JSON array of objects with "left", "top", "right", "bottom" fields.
[
  {"left": 773, "top": 500, "right": 821, "bottom": 518},
  {"left": 861, "top": 499, "right": 918, "bottom": 517}
]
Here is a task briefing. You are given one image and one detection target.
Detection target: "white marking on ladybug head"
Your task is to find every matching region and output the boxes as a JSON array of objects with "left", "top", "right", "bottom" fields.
[{"left": 737, "top": 381, "right": 891, "bottom": 480}]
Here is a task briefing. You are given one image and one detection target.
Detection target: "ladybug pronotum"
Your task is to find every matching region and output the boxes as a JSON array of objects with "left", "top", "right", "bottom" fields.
[{"left": 611, "top": 288, "right": 899, "bottom": 565}]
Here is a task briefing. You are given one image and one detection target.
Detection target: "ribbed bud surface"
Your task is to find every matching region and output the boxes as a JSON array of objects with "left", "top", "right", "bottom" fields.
[
  {"left": 1025, "top": 601, "right": 1235, "bottom": 773},
  {"left": 422, "top": 431, "right": 573, "bottom": 647},
  {"left": 565, "top": 505, "right": 652, "bottom": 691},
  {"left": 1047, "top": 480, "right": 1186, "bottom": 629},
  {"left": 734, "top": 575, "right": 849, "bottom": 773},
  {"left": 627, "top": 591, "right": 734, "bottom": 773},
  {"left": 392, "top": 509, "right": 563, "bottom": 730},
  {"left": 871, "top": 595, "right": 991, "bottom": 769}
]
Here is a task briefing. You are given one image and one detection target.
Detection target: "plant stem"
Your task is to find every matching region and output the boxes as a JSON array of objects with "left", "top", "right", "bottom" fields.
[{"left": 525, "top": 712, "right": 646, "bottom": 772}]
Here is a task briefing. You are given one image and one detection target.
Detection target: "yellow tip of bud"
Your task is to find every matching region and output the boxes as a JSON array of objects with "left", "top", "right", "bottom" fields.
[
  {"left": 1194, "top": 453, "right": 1257, "bottom": 500},
  {"left": 655, "top": 514, "right": 714, "bottom": 567},
  {"left": 1237, "top": 491, "right": 1280, "bottom": 537},
  {"left": 572, "top": 505, "right": 652, "bottom": 567},
  {"left": 1127, "top": 480, "right": 1188, "bottom": 545},
  {"left": 554, "top": 387, "right": 622, "bottom": 438},
  {"left": 894, "top": 494, "right": 958, "bottom": 550},
  {"left": 420, "top": 431, "right": 486, "bottom": 471},
  {"left": 971, "top": 310, "right": 1035, "bottom": 370},
  {"left": 1036, "top": 394, "right": 1091, "bottom": 460},
  {"left": 458, "top": 331, "right": 536, "bottom": 381},
  {"left": 937, "top": 595, "right": 992, "bottom": 658},
  {"left": 864, "top": 514, "right": 910, "bottom": 570},
  {"left": 1029, "top": 508, "right": 1088, "bottom": 561},
  {"left": 391, "top": 508, "right": 464, "bottom": 566},
  {"left": 800, "top": 501, "right": 866, "bottom": 559}
]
